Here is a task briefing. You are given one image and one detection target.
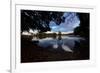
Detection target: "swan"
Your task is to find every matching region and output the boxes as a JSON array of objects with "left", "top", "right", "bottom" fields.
[{"left": 62, "top": 43, "right": 73, "bottom": 53}]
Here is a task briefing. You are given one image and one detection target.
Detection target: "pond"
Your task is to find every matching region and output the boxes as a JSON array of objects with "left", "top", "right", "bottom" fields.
[
  {"left": 32, "top": 35, "right": 85, "bottom": 53},
  {"left": 21, "top": 35, "right": 89, "bottom": 63}
]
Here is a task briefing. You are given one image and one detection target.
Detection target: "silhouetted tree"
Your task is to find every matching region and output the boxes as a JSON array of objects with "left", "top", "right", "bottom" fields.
[
  {"left": 21, "top": 10, "right": 63, "bottom": 33},
  {"left": 74, "top": 13, "right": 90, "bottom": 39}
]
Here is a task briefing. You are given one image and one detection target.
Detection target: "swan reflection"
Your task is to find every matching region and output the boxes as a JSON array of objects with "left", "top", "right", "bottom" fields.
[{"left": 52, "top": 36, "right": 73, "bottom": 52}]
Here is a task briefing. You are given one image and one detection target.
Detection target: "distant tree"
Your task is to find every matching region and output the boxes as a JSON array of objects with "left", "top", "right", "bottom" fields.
[{"left": 58, "top": 31, "right": 61, "bottom": 35}]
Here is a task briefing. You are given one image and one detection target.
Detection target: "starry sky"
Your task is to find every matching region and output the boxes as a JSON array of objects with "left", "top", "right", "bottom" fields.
[{"left": 49, "top": 12, "right": 80, "bottom": 32}]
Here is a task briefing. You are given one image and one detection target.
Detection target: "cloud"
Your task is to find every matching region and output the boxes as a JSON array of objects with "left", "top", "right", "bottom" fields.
[{"left": 49, "top": 12, "right": 80, "bottom": 32}]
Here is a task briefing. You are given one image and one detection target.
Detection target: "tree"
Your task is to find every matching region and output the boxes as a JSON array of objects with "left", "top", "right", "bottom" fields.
[
  {"left": 21, "top": 10, "right": 63, "bottom": 33},
  {"left": 74, "top": 13, "right": 90, "bottom": 39}
]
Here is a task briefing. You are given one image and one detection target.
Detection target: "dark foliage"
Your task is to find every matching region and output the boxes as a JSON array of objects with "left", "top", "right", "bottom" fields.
[
  {"left": 74, "top": 13, "right": 90, "bottom": 59},
  {"left": 74, "top": 13, "right": 90, "bottom": 39},
  {"left": 21, "top": 10, "right": 63, "bottom": 32}
]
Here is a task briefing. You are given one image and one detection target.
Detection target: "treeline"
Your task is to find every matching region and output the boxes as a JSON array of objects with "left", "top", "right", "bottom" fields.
[{"left": 21, "top": 10, "right": 89, "bottom": 39}]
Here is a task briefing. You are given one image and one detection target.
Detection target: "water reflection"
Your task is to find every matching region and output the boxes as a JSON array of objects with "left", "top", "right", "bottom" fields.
[{"left": 32, "top": 34, "right": 85, "bottom": 53}]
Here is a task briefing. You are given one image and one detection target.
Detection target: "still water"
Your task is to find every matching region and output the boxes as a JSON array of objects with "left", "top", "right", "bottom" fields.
[{"left": 32, "top": 35, "right": 85, "bottom": 53}]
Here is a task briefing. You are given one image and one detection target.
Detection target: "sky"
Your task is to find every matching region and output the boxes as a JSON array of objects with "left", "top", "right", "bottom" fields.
[{"left": 49, "top": 12, "right": 80, "bottom": 32}]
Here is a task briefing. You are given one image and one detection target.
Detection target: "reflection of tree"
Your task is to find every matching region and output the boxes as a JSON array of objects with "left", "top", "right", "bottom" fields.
[
  {"left": 57, "top": 33, "right": 63, "bottom": 49},
  {"left": 54, "top": 35, "right": 73, "bottom": 52},
  {"left": 73, "top": 40, "right": 89, "bottom": 59}
]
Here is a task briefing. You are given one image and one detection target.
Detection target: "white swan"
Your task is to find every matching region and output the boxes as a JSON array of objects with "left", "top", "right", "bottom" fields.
[{"left": 62, "top": 44, "right": 73, "bottom": 53}]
